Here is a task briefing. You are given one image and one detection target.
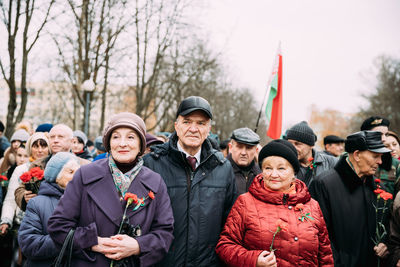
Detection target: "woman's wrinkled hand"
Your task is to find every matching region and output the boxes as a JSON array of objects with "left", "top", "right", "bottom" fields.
[
  {"left": 91, "top": 237, "right": 114, "bottom": 254},
  {"left": 374, "top": 243, "right": 389, "bottom": 258},
  {"left": 99, "top": 234, "right": 140, "bottom": 261},
  {"left": 256, "top": 251, "right": 277, "bottom": 267}
]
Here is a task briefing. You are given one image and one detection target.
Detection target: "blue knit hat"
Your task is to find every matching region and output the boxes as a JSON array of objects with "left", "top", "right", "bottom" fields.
[
  {"left": 35, "top": 123, "right": 53, "bottom": 133},
  {"left": 44, "top": 152, "right": 78, "bottom": 182}
]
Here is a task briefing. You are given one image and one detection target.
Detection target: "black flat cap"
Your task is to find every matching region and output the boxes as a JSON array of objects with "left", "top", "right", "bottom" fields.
[
  {"left": 360, "top": 116, "right": 390, "bottom": 131},
  {"left": 231, "top": 127, "right": 260, "bottom": 146},
  {"left": 324, "top": 135, "right": 345, "bottom": 145},
  {"left": 345, "top": 131, "right": 391, "bottom": 154},
  {"left": 176, "top": 96, "right": 212, "bottom": 119}
]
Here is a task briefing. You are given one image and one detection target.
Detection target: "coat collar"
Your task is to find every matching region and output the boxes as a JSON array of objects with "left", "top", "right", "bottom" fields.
[
  {"left": 334, "top": 155, "right": 375, "bottom": 192},
  {"left": 249, "top": 174, "right": 311, "bottom": 205},
  {"left": 227, "top": 154, "right": 260, "bottom": 175},
  {"left": 82, "top": 159, "right": 159, "bottom": 227}
]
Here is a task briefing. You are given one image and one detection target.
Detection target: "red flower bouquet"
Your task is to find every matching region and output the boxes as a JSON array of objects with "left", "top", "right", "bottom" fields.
[{"left": 20, "top": 167, "right": 44, "bottom": 194}]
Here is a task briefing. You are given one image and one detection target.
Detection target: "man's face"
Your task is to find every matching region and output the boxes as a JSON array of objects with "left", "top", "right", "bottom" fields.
[
  {"left": 371, "top": 126, "right": 389, "bottom": 143},
  {"left": 175, "top": 111, "right": 211, "bottom": 155},
  {"left": 356, "top": 150, "right": 382, "bottom": 176},
  {"left": 326, "top": 142, "right": 344, "bottom": 157},
  {"left": 288, "top": 139, "right": 313, "bottom": 163},
  {"left": 229, "top": 140, "right": 257, "bottom": 167},
  {"left": 49, "top": 126, "right": 73, "bottom": 153}
]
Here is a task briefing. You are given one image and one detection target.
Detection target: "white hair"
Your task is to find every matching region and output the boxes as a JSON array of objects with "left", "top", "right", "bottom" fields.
[
  {"left": 55, "top": 159, "right": 79, "bottom": 182},
  {"left": 50, "top": 124, "right": 74, "bottom": 139}
]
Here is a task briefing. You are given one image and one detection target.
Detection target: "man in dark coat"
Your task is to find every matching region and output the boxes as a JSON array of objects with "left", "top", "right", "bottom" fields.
[
  {"left": 322, "top": 135, "right": 345, "bottom": 157},
  {"left": 144, "top": 96, "right": 237, "bottom": 267},
  {"left": 227, "top": 127, "right": 261, "bottom": 194},
  {"left": 309, "top": 130, "right": 391, "bottom": 267},
  {"left": 284, "top": 121, "right": 337, "bottom": 187}
]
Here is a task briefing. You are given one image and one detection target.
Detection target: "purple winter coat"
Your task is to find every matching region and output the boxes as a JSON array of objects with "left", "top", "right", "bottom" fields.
[{"left": 47, "top": 158, "right": 174, "bottom": 267}]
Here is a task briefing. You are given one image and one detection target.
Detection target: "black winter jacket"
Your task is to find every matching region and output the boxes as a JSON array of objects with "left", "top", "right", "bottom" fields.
[
  {"left": 143, "top": 133, "right": 237, "bottom": 267},
  {"left": 75, "top": 147, "right": 93, "bottom": 161},
  {"left": 309, "top": 155, "right": 378, "bottom": 267},
  {"left": 297, "top": 149, "right": 337, "bottom": 187}
]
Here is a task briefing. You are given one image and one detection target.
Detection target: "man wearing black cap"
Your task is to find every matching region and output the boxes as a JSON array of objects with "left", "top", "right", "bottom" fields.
[
  {"left": 309, "top": 131, "right": 391, "bottom": 267},
  {"left": 284, "top": 121, "right": 337, "bottom": 187},
  {"left": 361, "top": 116, "right": 400, "bottom": 195},
  {"left": 144, "top": 96, "right": 236, "bottom": 267},
  {"left": 228, "top": 127, "right": 261, "bottom": 194},
  {"left": 323, "top": 135, "right": 345, "bottom": 157}
]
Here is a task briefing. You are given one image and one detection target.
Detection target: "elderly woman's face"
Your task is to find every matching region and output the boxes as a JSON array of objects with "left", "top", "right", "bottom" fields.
[
  {"left": 110, "top": 127, "right": 141, "bottom": 163},
  {"left": 261, "top": 156, "right": 295, "bottom": 192}
]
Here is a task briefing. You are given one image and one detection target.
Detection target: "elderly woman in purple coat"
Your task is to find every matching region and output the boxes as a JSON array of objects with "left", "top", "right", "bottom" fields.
[{"left": 48, "top": 113, "right": 174, "bottom": 267}]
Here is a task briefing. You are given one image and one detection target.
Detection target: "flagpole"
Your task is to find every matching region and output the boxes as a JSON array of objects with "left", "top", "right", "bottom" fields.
[
  {"left": 254, "top": 86, "right": 271, "bottom": 133},
  {"left": 254, "top": 42, "right": 281, "bottom": 134}
]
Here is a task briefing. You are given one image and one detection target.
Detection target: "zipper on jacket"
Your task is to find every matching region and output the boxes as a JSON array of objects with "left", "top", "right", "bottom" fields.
[{"left": 282, "top": 194, "right": 289, "bottom": 205}]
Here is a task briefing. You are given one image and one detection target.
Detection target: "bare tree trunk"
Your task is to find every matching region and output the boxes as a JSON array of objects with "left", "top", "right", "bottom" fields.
[{"left": 1, "top": 0, "right": 54, "bottom": 138}]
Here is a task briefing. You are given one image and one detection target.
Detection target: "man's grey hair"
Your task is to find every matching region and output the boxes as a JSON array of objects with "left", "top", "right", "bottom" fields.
[{"left": 50, "top": 124, "right": 74, "bottom": 139}]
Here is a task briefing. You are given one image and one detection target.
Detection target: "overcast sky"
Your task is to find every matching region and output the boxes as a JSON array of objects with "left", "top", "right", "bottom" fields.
[{"left": 194, "top": 0, "right": 400, "bottom": 128}]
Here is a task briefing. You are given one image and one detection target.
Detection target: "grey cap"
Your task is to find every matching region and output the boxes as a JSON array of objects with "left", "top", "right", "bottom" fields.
[
  {"left": 10, "top": 129, "right": 30, "bottom": 143},
  {"left": 231, "top": 127, "right": 260, "bottom": 146},
  {"left": 73, "top": 130, "right": 88, "bottom": 145},
  {"left": 94, "top": 136, "right": 105, "bottom": 152}
]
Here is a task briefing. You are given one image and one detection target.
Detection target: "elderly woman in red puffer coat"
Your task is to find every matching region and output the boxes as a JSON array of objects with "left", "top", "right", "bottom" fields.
[{"left": 216, "top": 140, "right": 333, "bottom": 267}]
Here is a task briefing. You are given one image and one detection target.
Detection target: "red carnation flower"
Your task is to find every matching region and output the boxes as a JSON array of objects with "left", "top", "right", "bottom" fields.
[
  {"left": 20, "top": 171, "right": 32, "bottom": 183},
  {"left": 374, "top": 188, "right": 384, "bottom": 195},
  {"left": 375, "top": 178, "right": 381, "bottom": 183},
  {"left": 30, "top": 167, "right": 44, "bottom": 180},
  {"left": 380, "top": 192, "right": 393, "bottom": 201},
  {"left": 124, "top": 192, "right": 138, "bottom": 205},
  {"left": 0, "top": 175, "right": 8, "bottom": 181},
  {"left": 275, "top": 219, "right": 288, "bottom": 232},
  {"left": 148, "top": 191, "right": 155, "bottom": 200}
]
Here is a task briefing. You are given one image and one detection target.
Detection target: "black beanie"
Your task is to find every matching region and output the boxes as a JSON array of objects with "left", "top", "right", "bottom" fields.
[
  {"left": 258, "top": 139, "right": 300, "bottom": 174},
  {"left": 285, "top": 121, "right": 317, "bottom": 146}
]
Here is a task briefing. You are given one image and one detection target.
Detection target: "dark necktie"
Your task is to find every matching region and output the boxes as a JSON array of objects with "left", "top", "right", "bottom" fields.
[{"left": 187, "top": 156, "right": 197, "bottom": 171}]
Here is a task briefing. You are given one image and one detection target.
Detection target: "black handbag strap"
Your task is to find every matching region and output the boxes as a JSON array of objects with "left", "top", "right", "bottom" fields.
[{"left": 52, "top": 229, "right": 75, "bottom": 267}]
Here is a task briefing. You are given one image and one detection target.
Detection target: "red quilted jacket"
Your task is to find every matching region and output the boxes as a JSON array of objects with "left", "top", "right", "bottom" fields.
[{"left": 216, "top": 174, "right": 333, "bottom": 267}]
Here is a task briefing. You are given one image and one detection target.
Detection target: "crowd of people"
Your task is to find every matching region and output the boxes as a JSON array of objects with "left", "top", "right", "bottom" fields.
[{"left": 0, "top": 96, "right": 400, "bottom": 267}]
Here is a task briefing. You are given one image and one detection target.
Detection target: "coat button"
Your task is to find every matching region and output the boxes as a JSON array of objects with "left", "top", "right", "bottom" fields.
[
  {"left": 288, "top": 206, "right": 292, "bottom": 210},
  {"left": 202, "top": 172, "right": 205, "bottom": 175},
  {"left": 294, "top": 237, "right": 298, "bottom": 241}
]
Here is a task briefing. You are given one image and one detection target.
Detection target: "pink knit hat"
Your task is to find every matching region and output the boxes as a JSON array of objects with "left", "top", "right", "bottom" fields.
[{"left": 102, "top": 112, "right": 146, "bottom": 154}]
